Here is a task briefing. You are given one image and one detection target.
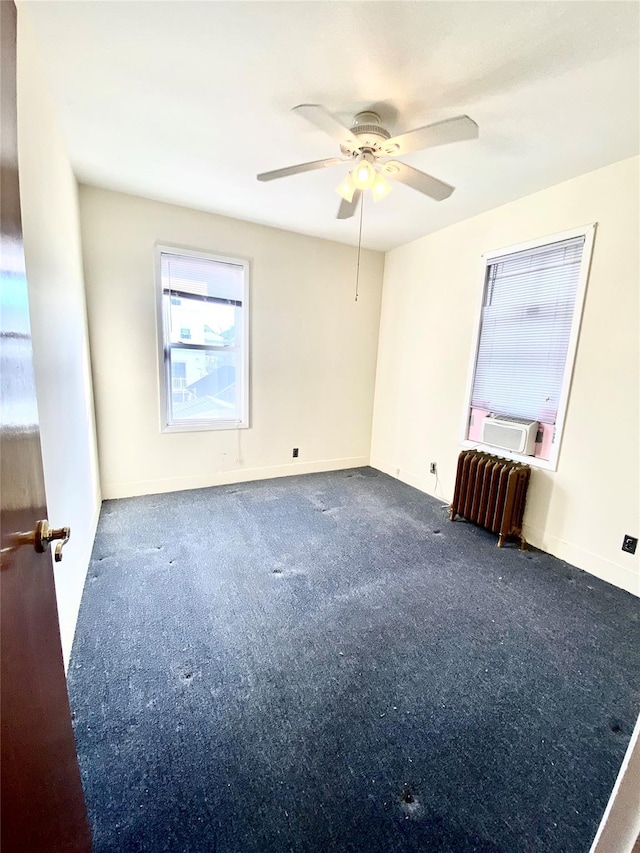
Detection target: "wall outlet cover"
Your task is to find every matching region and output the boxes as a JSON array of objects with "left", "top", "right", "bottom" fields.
[
  {"left": 292, "top": 448, "right": 299, "bottom": 458},
  {"left": 621, "top": 535, "right": 637, "bottom": 555}
]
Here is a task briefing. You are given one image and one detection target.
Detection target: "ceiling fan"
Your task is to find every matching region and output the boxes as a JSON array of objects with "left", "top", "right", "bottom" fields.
[{"left": 257, "top": 104, "right": 479, "bottom": 219}]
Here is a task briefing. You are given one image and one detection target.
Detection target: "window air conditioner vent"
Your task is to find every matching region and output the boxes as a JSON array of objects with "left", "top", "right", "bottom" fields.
[{"left": 482, "top": 415, "right": 538, "bottom": 456}]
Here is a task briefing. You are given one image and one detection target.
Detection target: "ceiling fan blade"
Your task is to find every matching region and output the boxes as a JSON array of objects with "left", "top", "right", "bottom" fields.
[
  {"left": 257, "top": 157, "right": 345, "bottom": 182},
  {"left": 293, "top": 104, "right": 360, "bottom": 154},
  {"left": 382, "top": 161, "right": 454, "bottom": 201},
  {"left": 383, "top": 115, "right": 478, "bottom": 156},
  {"left": 336, "top": 189, "right": 362, "bottom": 220}
]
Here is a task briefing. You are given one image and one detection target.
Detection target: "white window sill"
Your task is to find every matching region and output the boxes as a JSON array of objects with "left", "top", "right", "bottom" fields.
[
  {"left": 162, "top": 419, "right": 249, "bottom": 434},
  {"left": 461, "top": 440, "right": 558, "bottom": 472}
]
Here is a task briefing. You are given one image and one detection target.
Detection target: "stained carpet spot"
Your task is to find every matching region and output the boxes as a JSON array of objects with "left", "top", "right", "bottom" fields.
[
  {"left": 609, "top": 719, "right": 624, "bottom": 735},
  {"left": 433, "top": 530, "right": 441, "bottom": 535},
  {"left": 180, "top": 669, "right": 194, "bottom": 684},
  {"left": 272, "top": 568, "right": 283, "bottom": 575},
  {"left": 399, "top": 786, "right": 421, "bottom": 816}
]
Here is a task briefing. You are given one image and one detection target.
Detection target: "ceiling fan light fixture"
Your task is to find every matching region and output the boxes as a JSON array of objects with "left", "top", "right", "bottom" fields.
[
  {"left": 351, "top": 159, "right": 376, "bottom": 190},
  {"left": 260, "top": 106, "right": 477, "bottom": 218},
  {"left": 335, "top": 173, "right": 356, "bottom": 203},
  {"left": 371, "top": 172, "right": 392, "bottom": 201}
]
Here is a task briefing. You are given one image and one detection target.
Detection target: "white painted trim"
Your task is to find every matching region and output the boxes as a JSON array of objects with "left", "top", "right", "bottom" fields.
[
  {"left": 460, "top": 223, "right": 597, "bottom": 472},
  {"left": 548, "top": 223, "right": 596, "bottom": 469},
  {"left": 154, "top": 243, "right": 251, "bottom": 433},
  {"left": 62, "top": 493, "right": 102, "bottom": 673},
  {"left": 161, "top": 419, "right": 250, "bottom": 434},
  {"left": 459, "top": 250, "right": 488, "bottom": 447},
  {"left": 461, "top": 439, "right": 555, "bottom": 471},
  {"left": 589, "top": 713, "right": 640, "bottom": 853},
  {"left": 522, "top": 520, "right": 639, "bottom": 597},
  {"left": 370, "top": 454, "right": 452, "bottom": 506},
  {"left": 101, "top": 456, "right": 370, "bottom": 499},
  {"left": 370, "top": 454, "right": 639, "bottom": 597},
  {"left": 481, "top": 222, "right": 598, "bottom": 260}
]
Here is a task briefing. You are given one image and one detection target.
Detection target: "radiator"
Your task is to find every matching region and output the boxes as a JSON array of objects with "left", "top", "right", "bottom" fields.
[{"left": 449, "top": 450, "right": 531, "bottom": 549}]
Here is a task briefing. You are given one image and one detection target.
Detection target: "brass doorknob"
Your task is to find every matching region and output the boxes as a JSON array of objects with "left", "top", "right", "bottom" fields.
[{"left": 34, "top": 520, "right": 71, "bottom": 562}]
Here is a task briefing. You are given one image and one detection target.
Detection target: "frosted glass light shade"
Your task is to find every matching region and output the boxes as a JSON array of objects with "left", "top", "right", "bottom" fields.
[
  {"left": 352, "top": 160, "right": 376, "bottom": 190},
  {"left": 372, "top": 172, "right": 392, "bottom": 201},
  {"left": 335, "top": 173, "right": 356, "bottom": 203}
]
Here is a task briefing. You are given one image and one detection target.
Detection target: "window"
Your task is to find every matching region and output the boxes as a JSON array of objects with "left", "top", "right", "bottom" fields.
[
  {"left": 463, "top": 225, "right": 595, "bottom": 470},
  {"left": 156, "top": 246, "right": 249, "bottom": 432}
]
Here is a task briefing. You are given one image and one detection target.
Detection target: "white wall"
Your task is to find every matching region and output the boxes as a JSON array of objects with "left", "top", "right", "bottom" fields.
[
  {"left": 371, "top": 156, "right": 639, "bottom": 596},
  {"left": 79, "top": 186, "right": 384, "bottom": 499},
  {"left": 17, "top": 9, "right": 102, "bottom": 668}
]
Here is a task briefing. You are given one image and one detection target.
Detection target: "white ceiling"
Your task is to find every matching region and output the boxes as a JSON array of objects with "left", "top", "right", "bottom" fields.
[{"left": 23, "top": 1, "right": 639, "bottom": 252}]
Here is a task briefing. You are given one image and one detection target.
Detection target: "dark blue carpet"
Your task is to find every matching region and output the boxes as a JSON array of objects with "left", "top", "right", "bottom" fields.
[{"left": 68, "top": 468, "right": 640, "bottom": 852}]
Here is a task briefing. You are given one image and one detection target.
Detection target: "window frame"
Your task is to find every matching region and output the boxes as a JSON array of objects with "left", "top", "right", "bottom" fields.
[
  {"left": 155, "top": 243, "right": 250, "bottom": 433},
  {"left": 460, "top": 223, "right": 596, "bottom": 471}
]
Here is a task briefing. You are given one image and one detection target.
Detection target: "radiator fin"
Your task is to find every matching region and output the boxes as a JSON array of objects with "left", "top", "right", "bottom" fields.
[{"left": 449, "top": 450, "right": 531, "bottom": 548}]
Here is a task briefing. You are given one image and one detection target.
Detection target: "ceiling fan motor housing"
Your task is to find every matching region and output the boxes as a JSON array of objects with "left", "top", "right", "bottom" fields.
[{"left": 341, "top": 110, "right": 392, "bottom": 158}]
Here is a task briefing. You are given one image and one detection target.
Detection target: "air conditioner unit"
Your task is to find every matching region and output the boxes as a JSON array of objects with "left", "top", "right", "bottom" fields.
[{"left": 482, "top": 414, "right": 538, "bottom": 456}]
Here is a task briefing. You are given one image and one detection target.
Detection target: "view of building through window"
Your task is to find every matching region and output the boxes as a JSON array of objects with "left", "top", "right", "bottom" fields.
[
  {"left": 158, "top": 248, "right": 248, "bottom": 429},
  {"left": 168, "top": 296, "right": 237, "bottom": 421}
]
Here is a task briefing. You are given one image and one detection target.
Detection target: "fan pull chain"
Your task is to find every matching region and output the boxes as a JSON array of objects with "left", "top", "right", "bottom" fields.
[{"left": 355, "top": 192, "right": 364, "bottom": 302}]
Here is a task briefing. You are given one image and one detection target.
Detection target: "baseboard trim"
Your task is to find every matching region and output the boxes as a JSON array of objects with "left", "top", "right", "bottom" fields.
[
  {"left": 370, "top": 455, "right": 638, "bottom": 598},
  {"left": 60, "top": 488, "right": 102, "bottom": 673},
  {"left": 370, "top": 455, "right": 451, "bottom": 505},
  {"left": 102, "top": 456, "right": 370, "bottom": 500},
  {"left": 522, "top": 522, "right": 639, "bottom": 597}
]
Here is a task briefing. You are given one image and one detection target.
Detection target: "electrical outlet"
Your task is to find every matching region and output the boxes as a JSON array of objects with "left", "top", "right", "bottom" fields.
[
  {"left": 292, "top": 448, "right": 299, "bottom": 458},
  {"left": 622, "top": 535, "right": 637, "bottom": 555},
  {"left": 430, "top": 462, "right": 437, "bottom": 475}
]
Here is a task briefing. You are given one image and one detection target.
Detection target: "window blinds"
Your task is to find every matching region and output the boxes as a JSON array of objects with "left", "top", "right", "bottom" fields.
[
  {"left": 471, "top": 236, "right": 585, "bottom": 425},
  {"left": 161, "top": 252, "right": 244, "bottom": 305}
]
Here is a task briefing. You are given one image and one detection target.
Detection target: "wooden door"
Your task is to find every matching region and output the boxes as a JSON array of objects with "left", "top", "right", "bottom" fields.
[{"left": 0, "top": 3, "right": 92, "bottom": 850}]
